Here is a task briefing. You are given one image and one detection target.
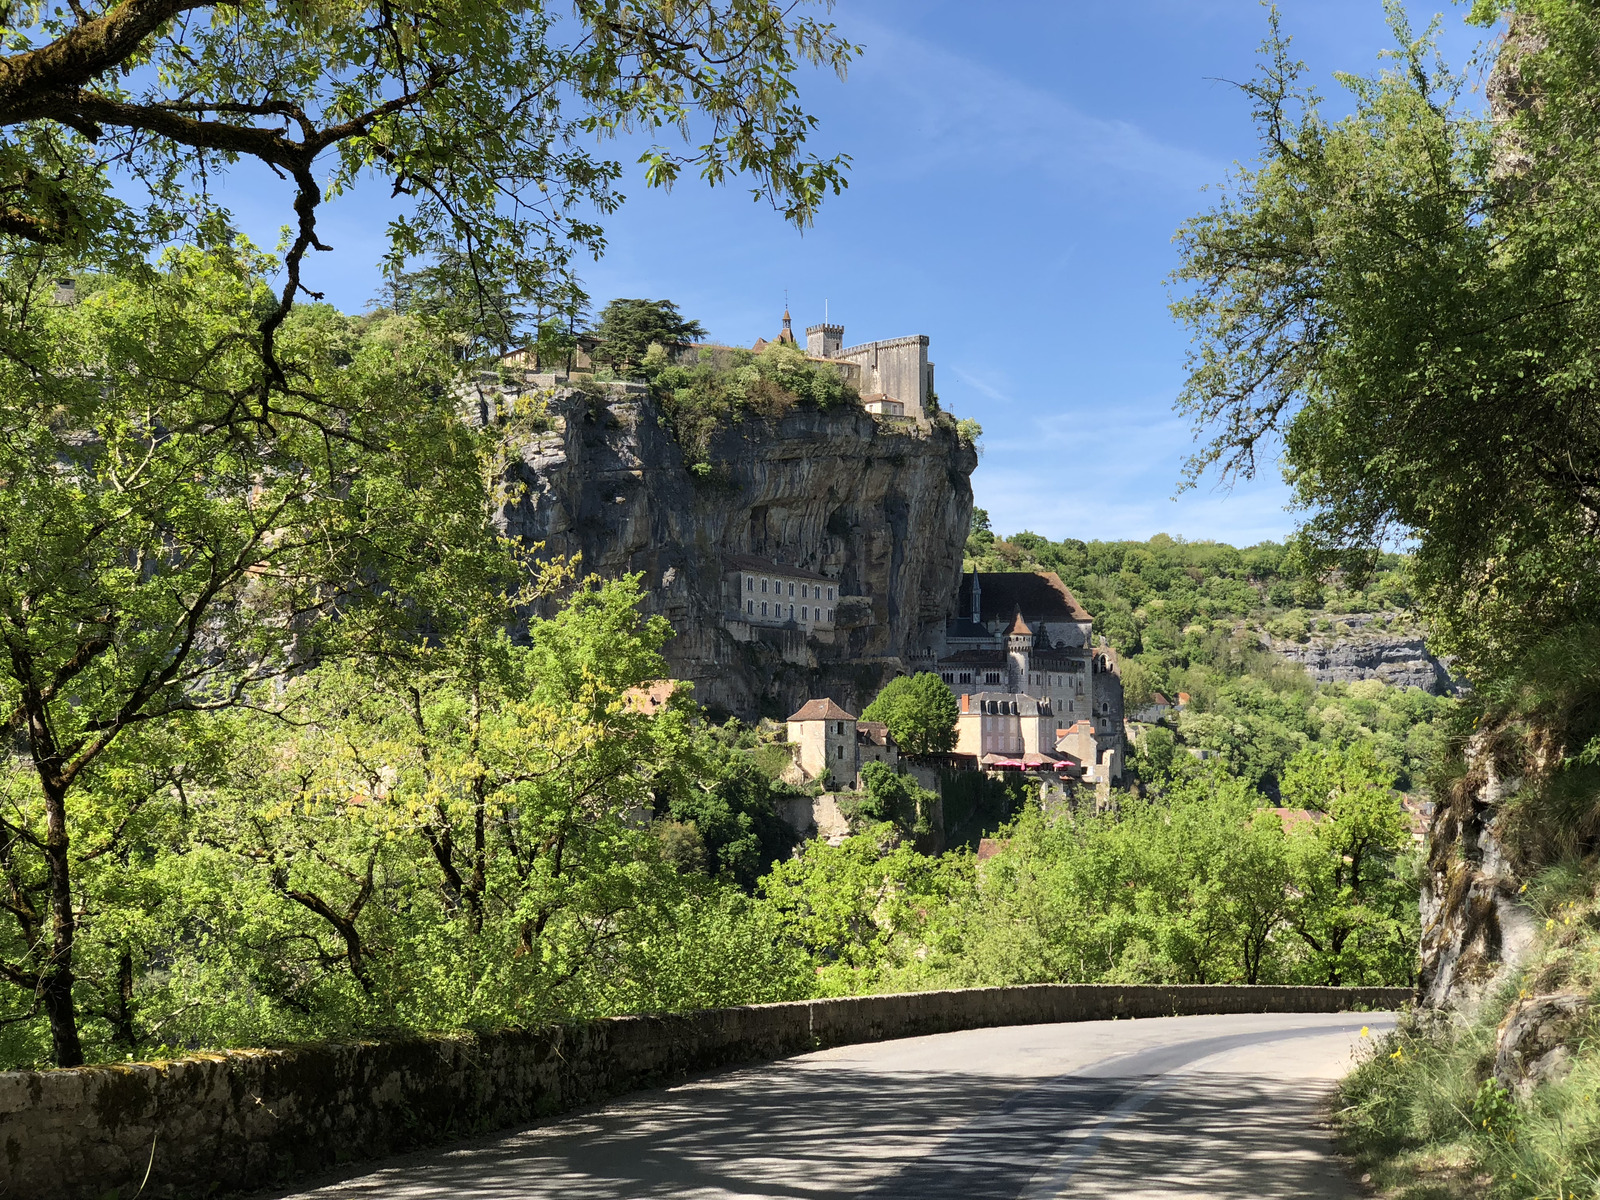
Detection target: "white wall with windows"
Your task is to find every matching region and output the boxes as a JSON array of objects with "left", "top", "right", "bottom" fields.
[{"left": 729, "top": 564, "right": 837, "bottom": 630}]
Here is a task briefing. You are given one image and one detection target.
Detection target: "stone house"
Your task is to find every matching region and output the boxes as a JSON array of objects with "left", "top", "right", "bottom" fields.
[
  {"left": 1132, "top": 692, "right": 1173, "bottom": 724},
  {"left": 1057, "top": 718, "right": 1121, "bottom": 785},
  {"left": 726, "top": 554, "right": 838, "bottom": 633},
  {"left": 856, "top": 721, "right": 900, "bottom": 771},
  {"left": 786, "top": 698, "right": 859, "bottom": 784},
  {"left": 954, "top": 691, "right": 1058, "bottom": 761},
  {"left": 785, "top": 699, "right": 908, "bottom": 788}
]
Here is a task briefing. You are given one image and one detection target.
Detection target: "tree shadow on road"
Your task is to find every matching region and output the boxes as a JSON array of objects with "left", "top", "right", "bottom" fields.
[{"left": 280, "top": 1049, "right": 1356, "bottom": 1199}]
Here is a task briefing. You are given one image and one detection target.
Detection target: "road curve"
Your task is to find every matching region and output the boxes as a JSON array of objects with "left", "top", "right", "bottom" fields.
[{"left": 278, "top": 1010, "right": 1396, "bottom": 1200}]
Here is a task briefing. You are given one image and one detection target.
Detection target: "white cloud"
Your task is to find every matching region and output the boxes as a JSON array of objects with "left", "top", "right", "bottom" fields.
[{"left": 847, "top": 20, "right": 1224, "bottom": 192}]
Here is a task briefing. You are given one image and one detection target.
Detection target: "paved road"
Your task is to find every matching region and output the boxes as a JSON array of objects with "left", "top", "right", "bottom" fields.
[{"left": 281, "top": 1011, "right": 1395, "bottom": 1200}]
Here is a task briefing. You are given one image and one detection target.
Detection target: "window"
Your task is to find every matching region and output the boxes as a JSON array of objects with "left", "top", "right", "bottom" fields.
[
  {"left": 761, "top": 578, "right": 768, "bottom": 593},
  {"left": 802, "top": 606, "right": 809, "bottom": 620},
  {"left": 788, "top": 582, "right": 795, "bottom": 597},
  {"left": 747, "top": 599, "right": 754, "bottom": 615},
  {"left": 836, "top": 721, "right": 844, "bottom": 735},
  {"left": 828, "top": 587, "right": 835, "bottom": 601},
  {"left": 959, "top": 672, "right": 972, "bottom": 684},
  {"left": 837, "top": 744, "right": 845, "bottom": 759},
  {"left": 746, "top": 576, "right": 753, "bottom": 592},
  {"left": 761, "top": 602, "right": 768, "bottom": 616},
  {"left": 789, "top": 604, "right": 795, "bottom": 620},
  {"left": 827, "top": 608, "right": 834, "bottom": 621}
]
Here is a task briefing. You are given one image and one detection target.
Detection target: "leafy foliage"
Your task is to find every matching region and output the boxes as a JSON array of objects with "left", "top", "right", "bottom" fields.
[
  {"left": 0, "top": 246, "right": 502, "bottom": 1066},
  {"left": 860, "top": 672, "right": 959, "bottom": 756},
  {"left": 761, "top": 763, "right": 1417, "bottom": 998},
  {"left": 381, "top": 246, "right": 555, "bottom": 364},
  {"left": 1169, "top": 3, "right": 1600, "bottom": 680},
  {"left": 647, "top": 339, "right": 860, "bottom": 471},
  {"left": 591, "top": 298, "right": 708, "bottom": 374},
  {"left": 0, "top": 0, "right": 857, "bottom": 379}
]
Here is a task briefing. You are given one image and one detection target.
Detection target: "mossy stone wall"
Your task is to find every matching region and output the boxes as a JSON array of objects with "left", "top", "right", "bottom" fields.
[{"left": 2, "top": 983, "right": 1409, "bottom": 1200}]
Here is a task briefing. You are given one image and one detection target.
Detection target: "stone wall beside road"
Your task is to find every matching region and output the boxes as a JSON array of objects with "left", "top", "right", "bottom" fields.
[{"left": 2, "top": 983, "right": 1409, "bottom": 1200}]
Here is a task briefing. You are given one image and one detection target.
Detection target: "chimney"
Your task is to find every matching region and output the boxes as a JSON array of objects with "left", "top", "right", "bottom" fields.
[{"left": 960, "top": 693, "right": 970, "bottom": 713}]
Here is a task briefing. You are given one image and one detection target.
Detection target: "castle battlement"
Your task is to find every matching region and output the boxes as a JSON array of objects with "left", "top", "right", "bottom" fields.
[{"left": 793, "top": 321, "right": 933, "bottom": 420}]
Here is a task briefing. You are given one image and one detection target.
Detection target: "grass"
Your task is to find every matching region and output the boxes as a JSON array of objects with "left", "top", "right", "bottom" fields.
[{"left": 1335, "top": 861, "right": 1600, "bottom": 1199}]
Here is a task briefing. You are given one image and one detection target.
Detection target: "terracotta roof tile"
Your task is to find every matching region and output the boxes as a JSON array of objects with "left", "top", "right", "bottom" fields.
[{"left": 787, "top": 698, "right": 857, "bottom": 723}]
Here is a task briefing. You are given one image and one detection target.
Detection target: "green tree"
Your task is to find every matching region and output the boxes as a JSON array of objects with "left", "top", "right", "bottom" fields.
[
  {"left": 0, "top": 250, "right": 493, "bottom": 1067},
  {"left": 846, "top": 762, "right": 937, "bottom": 840},
  {"left": 1280, "top": 744, "right": 1414, "bottom": 985},
  {"left": 861, "top": 673, "right": 959, "bottom": 756},
  {"left": 966, "top": 507, "right": 996, "bottom": 560},
  {"left": 0, "top": 1, "right": 855, "bottom": 371},
  {"left": 383, "top": 246, "right": 537, "bottom": 363},
  {"left": 1170, "top": 5, "right": 1600, "bottom": 678},
  {"left": 759, "top": 827, "right": 969, "bottom": 995},
  {"left": 655, "top": 727, "right": 799, "bottom": 891},
  {"left": 591, "top": 298, "right": 708, "bottom": 375}
]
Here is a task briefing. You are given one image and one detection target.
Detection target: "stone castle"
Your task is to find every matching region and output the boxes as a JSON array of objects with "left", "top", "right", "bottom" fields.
[
  {"left": 485, "top": 302, "right": 1120, "bottom": 781},
  {"left": 728, "top": 310, "right": 1124, "bottom": 785}
]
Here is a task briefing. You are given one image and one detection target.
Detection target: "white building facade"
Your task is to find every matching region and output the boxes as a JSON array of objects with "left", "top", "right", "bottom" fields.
[{"left": 725, "top": 554, "right": 838, "bottom": 633}]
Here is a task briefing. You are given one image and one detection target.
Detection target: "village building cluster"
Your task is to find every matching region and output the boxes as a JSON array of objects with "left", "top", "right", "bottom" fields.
[
  {"left": 508, "top": 304, "right": 1124, "bottom": 794},
  {"left": 777, "top": 567, "right": 1125, "bottom": 791}
]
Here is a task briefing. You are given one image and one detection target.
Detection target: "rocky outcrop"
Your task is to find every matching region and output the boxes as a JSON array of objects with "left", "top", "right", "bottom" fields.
[
  {"left": 1269, "top": 618, "right": 1458, "bottom": 692},
  {"left": 481, "top": 378, "right": 976, "bottom": 718},
  {"left": 1418, "top": 733, "right": 1538, "bottom": 1013},
  {"left": 1495, "top": 992, "right": 1590, "bottom": 1098}
]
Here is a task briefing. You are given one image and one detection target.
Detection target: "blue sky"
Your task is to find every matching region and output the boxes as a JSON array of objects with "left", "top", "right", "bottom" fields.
[{"left": 225, "top": 0, "right": 1490, "bottom": 547}]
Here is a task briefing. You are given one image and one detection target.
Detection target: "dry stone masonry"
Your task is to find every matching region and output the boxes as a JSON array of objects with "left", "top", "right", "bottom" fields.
[{"left": 3, "top": 984, "right": 1409, "bottom": 1200}]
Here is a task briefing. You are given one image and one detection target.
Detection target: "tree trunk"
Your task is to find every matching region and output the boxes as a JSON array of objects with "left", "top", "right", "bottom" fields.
[
  {"left": 113, "top": 947, "right": 137, "bottom": 1052},
  {"left": 42, "top": 776, "right": 84, "bottom": 1066}
]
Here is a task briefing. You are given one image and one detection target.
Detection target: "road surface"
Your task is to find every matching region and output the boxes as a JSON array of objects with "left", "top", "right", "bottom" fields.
[{"left": 279, "top": 1010, "right": 1395, "bottom": 1200}]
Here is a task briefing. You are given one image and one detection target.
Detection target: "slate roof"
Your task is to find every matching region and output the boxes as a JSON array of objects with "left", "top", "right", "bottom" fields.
[
  {"left": 961, "top": 691, "right": 1054, "bottom": 717},
  {"left": 938, "top": 648, "right": 1006, "bottom": 666},
  {"left": 958, "top": 572, "right": 1092, "bottom": 625},
  {"left": 726, "top": 554, "right": 833, "bottom": 584},
  {"left": 945, "top": 617, "right": 991, "bottom": 640},
  {"left": 857, "top": 721, "right": 894, "bottom": 747},
  {"left": 787, "top": 698, "right": 857, "bottom": 723}
]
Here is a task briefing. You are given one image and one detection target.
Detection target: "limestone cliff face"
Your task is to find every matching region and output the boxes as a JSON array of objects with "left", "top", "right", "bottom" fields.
[
  {"left": 487, "top": 381, "right": 976, "bottom": 718},
  {"left": 1269, "top": 623, "right": 1458, "bottom": 693}
]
